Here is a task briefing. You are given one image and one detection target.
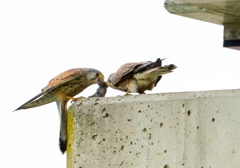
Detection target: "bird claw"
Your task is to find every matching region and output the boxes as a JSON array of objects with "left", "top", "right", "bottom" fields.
[
  {"left": 70, "top": 99, "right": 75, "bottom": 103},
  {"left": 125, "top": 91, "right": 131, "bottom": 96},
  {"left": 67, "top": 96, "right": 85, "bottom": 103}
]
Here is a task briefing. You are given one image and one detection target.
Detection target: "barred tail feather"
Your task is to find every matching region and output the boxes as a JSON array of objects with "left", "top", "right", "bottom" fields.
[
  {"left": 158, "top": 64, "right": 177, "bottom": 75},
  {"left": 56, "top": 98, "right": 69, "bottom": 154}
]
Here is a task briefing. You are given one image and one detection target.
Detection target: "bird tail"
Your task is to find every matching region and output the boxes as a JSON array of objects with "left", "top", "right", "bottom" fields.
[
  {"left": 56, "top": 97, "right": 69, "bottom": 154},
  {"left": 158, "top": 64, "right": 177, "bottom": 75},
  {"left": 143, "top": 64, "right": 177, "bottom": 75}
]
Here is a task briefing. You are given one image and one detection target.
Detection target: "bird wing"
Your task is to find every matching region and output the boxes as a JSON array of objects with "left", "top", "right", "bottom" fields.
[
  {"left": 14, "top": 89, "right": 53, "bottom": 111},
  {"left": 154, "top": 75, "right": 162, "bottom": 87},
  {"left": 113, "top": 58, "right": 163, "bottom": 85},
  {"left": 133, "top": 58, "right": 162, "bottom": 74},
  {"left": 14, "top": 68, "right": 85, "bottom": 111},
  {"left": 111, "top": 62, "right": 144, "bottom": 86},
  {"left": 136, "top": 63, "right": 177, "bottom": 86},
  {"left": 42, "top": 68, "right": 84, "bottom": 91}
]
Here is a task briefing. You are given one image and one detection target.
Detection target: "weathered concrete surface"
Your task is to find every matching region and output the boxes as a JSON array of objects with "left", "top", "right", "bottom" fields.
[
  {"left": 224, "top": 23, "right": 240, "bottom": 50},
  {"left": 164, "top": 0, "right": 240, "bottom": 25},
  {"left": 164, "top": 0, "right": 240, "bottom": 50},
  {"left": 67, "top": 89, "right": 240, "bottom": 168}
]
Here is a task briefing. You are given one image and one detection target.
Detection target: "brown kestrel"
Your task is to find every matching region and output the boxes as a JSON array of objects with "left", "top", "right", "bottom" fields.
[
  {"left": 106, "top": 58, "right": 176, "bottom": 94},
  {"left": 14, "top": 68, "right": 104, "bottom": 154}
]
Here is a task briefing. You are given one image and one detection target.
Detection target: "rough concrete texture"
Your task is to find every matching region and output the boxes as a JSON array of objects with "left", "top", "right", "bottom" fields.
[
  {"left": 164, "top": 0, "right": 240, "bottom": 25},
  {"left": 223, "top": 23, "right": 240, "bottom": 50},
  {"left": 67, "top": 89, "right": 240, "bottom": 168},
  {"left": 224, "top": 23, "right": 240, "bottom": 40},
  {"left": 164, "top": 0, "right": 240, "bottom": 50}
]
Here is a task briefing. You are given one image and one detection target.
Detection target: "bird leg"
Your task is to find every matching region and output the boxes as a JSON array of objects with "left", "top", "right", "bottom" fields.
[
  {"left": 125, "top": 91, "right": 131, "bottom": 96},
  {"left": 66, "top": 96, "right": 85, "bottom": 103}
]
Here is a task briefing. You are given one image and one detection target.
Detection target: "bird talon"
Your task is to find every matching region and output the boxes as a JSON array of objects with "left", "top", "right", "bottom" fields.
[
  {"left": 67, "top": 96, "right": 85, "bottom": 103},
  {"left": 66, "top": 96, "right": 75, "bottom": 103},
  {"left": 125, "top": 91, "right": 131, "bottom": 96}
]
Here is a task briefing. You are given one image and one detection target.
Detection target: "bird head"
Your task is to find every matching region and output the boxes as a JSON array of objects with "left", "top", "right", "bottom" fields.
[
  {"left": 107, "top": 73, "right": 114, "bottom": 83},
  {"left": 85, "top": 68, "right": 104, "bottom": 83},
  {"left": 105, "top": 73, "right": 115, "bottom": 88}
]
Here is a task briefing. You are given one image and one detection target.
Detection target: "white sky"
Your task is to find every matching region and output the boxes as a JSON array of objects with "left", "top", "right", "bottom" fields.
[{"left": 1, "top": 0, "right": 240, "bottom": 167}]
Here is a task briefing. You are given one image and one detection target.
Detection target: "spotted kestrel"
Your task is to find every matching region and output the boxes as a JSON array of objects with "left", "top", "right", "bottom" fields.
[
  {"left": 106, "top": 58, "right": 176, "bottom": 94},
  {"left": 14, "top": 68, "right": 104, "bottom": 154}
]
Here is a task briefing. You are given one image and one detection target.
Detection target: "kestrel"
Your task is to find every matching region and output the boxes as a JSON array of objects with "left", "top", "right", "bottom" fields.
[
  {"left": 14, "top": 68, "right": 104, "bottom": 154},
  {"left": 106, "top": 58, "right": 176, "bottom": 94}
]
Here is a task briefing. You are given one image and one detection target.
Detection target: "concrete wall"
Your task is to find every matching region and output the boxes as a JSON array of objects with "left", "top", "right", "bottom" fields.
[
  {"left": 164, "top": 0, "right": 240, "bottom": 50},
  {"left": 67, "top": 89, "right": 240, "bottom": 168}
]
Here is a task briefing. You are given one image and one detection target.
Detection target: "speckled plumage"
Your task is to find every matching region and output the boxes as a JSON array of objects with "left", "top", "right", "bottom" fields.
[
  {"left": 106, "top": 58, "right": 177, "bottom": 94},
  {"left": 110, "top": 62, "right": 143, "bottom": 86},
  {"left": 14, "top": 68, "right": 104, "bottom": 154}
]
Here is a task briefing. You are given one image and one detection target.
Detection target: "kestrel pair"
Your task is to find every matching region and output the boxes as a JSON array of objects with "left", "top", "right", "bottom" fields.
[{"left": 14, "top": 58, "right": 176, "bottom": 154}]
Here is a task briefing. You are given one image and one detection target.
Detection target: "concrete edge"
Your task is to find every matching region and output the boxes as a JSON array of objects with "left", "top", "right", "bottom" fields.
[{"left": 73, "top": 89, "right": 240, "bottom": 107}]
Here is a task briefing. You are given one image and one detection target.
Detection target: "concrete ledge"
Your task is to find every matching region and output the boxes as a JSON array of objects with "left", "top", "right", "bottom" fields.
[
  {"left": 224, "top": 23, "right": 240, "bottom": 50},
  {"left": 164, "top": 0, "right": 240, "bottom": 50},
  {"left": 67, "top": 89, "right": 240, "bottom": 168}
]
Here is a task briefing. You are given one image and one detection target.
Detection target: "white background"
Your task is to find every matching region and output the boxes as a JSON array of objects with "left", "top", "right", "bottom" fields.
[{"left": 1, "top": 0, "right": 240, "bottom": 167}]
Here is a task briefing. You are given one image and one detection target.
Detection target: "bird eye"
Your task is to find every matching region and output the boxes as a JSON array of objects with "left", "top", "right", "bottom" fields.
[{"left": 96, "top": 72, "right": 104, "bottom": 79}]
